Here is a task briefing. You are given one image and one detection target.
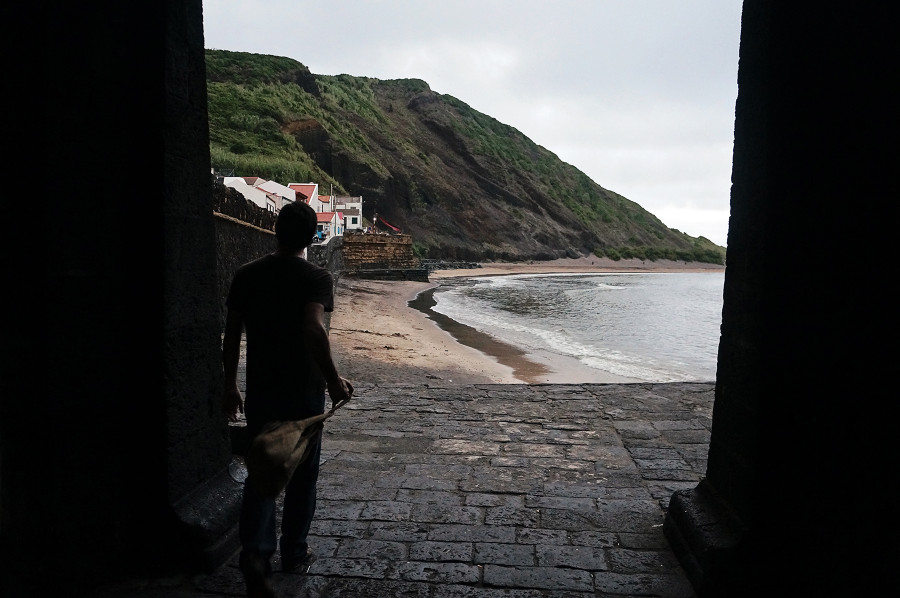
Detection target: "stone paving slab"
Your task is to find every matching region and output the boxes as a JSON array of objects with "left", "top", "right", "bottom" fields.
[{"left": 92, "top": 382, "right": 713, "bottom": 597}]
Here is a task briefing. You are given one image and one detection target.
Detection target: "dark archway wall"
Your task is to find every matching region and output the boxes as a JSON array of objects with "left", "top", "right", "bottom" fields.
[
  {"left": 2, "top": 1, "right": 237, "bottom": 594},
  {"left": 665, "top": 2, "right": 896, "bottom": 596},
  {"left": 163, "top": 1, "right": 233, "bottom": 505}
]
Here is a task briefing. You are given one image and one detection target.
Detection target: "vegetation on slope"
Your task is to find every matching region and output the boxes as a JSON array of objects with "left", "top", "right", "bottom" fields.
[{"left": 205, "top": 49, "right": 725, "bottom": 264}]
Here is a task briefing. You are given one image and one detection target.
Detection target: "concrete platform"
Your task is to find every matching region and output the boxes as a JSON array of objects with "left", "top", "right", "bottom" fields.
[{"left": 90, "top": 382, "right": 713, "bottom": 597}]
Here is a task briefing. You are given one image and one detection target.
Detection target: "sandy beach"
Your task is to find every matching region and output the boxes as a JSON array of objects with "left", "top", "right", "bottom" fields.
[{"left": 328, "top": 256, "right": 724, "bottom": 386}]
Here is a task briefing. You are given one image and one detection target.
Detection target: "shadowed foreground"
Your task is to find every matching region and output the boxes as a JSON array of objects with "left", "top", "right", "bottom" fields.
[{"left": 91, "top": 382, "right": 711, "bottom": 598}]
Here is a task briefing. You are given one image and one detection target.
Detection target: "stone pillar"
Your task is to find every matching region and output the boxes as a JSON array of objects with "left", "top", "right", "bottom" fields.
[
  {"left": 664, "top": 3, "right": 895, "bottom": 596},
  {"left": 1, "top": 2, "right": 240, "bottom": 594},
  {"left": 164, "top": 0, "right": 242, "bottom": 572}
]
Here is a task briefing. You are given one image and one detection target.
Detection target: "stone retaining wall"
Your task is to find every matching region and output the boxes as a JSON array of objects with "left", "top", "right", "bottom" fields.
[{"left": 341, "top": 230, "right": 421, "bottom": 270}]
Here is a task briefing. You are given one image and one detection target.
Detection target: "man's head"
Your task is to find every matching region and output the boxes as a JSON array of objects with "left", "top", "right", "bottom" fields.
[{"left": 275, "top": 202, "right": 318, "bottom": 251}]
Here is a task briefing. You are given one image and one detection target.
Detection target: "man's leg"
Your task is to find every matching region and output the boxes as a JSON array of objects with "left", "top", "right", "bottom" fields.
[
  {"left": 279, "top": 436, "right": 321, "bottom": 571},
  {"left": 239, "top": 478, "right": 277, "bottom": 595}
]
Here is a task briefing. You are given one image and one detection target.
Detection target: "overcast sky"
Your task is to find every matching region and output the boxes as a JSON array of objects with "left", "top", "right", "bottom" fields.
[{"left": 203, "top": 1, "right": 743, "bottom": 247}]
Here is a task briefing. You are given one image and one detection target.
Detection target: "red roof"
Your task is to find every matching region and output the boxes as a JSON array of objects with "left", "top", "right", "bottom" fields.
[
  {"left": 288, "top": 184, "right": 317, "bottom": 202},
  {"left": 316, "top": 212, "right": 336, "bottom": 223}
]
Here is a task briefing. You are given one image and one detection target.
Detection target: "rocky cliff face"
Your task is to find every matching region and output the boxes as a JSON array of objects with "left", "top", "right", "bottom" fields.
[{"left": 206, "top": 50, "right": 724, "bottom": 263}]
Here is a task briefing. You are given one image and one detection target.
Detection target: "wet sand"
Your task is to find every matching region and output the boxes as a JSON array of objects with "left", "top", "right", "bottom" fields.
[{"left": 329, "top": 257, "right": 725, "bottom": 386}]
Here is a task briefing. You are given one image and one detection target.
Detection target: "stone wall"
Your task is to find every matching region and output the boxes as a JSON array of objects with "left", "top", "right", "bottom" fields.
[
  {"left": 212, "top": 179, "right": 278, "bottom": 328},
  {"left": 341, "top": 230, "right": 421, "bottom": 270},
  {"left": 213, "top": 179, "right": 278, "bottom": 231},
  {"left": 340, "top": 230, "right": 428, "bottom": 281},
  {"left": 213, "top": 214, "right": 276, "bottom": 327}
]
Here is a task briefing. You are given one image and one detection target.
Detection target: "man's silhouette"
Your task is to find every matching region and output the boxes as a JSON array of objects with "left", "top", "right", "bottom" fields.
[{"left": 222, "top": 201, "right": 352, "bottom": 597}]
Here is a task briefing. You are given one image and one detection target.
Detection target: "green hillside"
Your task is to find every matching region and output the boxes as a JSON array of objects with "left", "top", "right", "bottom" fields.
[{"left": 206, "top": 49, "right": 725, "bottom": 264}]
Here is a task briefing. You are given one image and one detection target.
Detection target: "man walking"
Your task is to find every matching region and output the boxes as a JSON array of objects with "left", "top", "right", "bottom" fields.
[{"left": 222, "top": 201, "right": 352, "bottom": 597}]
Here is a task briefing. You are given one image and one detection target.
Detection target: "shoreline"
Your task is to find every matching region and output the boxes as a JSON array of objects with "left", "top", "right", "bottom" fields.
[
  {"left": 429, "top": 255, "right": 725, "bottom": 279},
  {"left": 330, "top": 257, "right": 724, "bottom": 386}
]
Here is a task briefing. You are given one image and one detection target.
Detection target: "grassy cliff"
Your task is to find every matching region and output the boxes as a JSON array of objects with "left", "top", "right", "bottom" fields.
[{"left": 206, "top": 49, "right": 725, "bottom": 264}]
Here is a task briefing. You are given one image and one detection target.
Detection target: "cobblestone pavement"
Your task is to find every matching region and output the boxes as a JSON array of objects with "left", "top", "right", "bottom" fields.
[{"left": 97, "top": 382, "right": 713, "bottom": 597}]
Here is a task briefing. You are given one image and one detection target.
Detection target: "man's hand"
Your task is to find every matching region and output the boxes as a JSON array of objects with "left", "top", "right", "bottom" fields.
[
  {"left": 223, "top": 387, "right": 244, "bottom": 422},
  {"left": 327, "top": 376, "right": 353, "bottom": 409}
]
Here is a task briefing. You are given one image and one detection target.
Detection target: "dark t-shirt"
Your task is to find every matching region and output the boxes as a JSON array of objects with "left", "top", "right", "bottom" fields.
[{"left": 226, "top": 254, "right": 334, "bottom": 426}]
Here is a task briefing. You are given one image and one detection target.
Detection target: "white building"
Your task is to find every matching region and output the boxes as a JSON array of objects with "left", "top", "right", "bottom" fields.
[
  {"left": 223, "top": 177, "right": 277, "bottom": 212},
  {"left": 288, "top": 183, "right": 321, "bottom": 210},
  {"left": 256, "top": 180, "right": 296, "bottom": 209},
  {"left": 314, "top": 211, "right": 343, "bottom": 241},
  {"left": 334, "top": 196, "right": 364, "bottom": 231}
]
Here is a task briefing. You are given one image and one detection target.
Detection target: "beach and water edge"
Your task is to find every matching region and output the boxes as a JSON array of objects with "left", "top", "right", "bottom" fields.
[{"left": 329, "top": 256, "right": 725, "bottom": 386}]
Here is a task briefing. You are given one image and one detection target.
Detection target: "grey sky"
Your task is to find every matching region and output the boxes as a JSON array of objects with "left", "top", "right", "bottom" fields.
[{"left": 203, "top": 1, "right": 743, "bottom": 246}]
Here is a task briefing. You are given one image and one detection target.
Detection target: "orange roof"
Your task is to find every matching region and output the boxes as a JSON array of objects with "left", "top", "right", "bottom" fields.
[
  {"left": 289, "top": 183, "right": 317, "bottom": 196},
  {"left": 316, "top": 212, "right": 336, "bottom": 222}
]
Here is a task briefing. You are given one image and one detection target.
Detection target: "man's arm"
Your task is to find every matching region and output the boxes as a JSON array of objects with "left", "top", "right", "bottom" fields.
[
  {"left": 222, "top": 307, "right": 245, "bottom": 422},
  {"left": 302, "top": 301, "right": 352, "bottom": 406}
]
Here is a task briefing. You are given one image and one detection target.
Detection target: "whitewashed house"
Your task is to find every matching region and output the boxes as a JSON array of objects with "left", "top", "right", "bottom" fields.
[
  {"left": 291, "top": 183, "right": 339, "bottom": 214},
  {"left": 334, "top": 196, "right": 364, "bottom": 231},
  {"left": 314, "top": 211, "right": 343, "bottom": 242},
  {"left": 288, "top": 183, "right": 319, "bottom": 209},
  {"left": 256, "top": 180, "right": 296, "bottom": 209},
  {"left": 223, "top": 177, "right": 278, "bottom": 212},
  {"left": 316, "top": 194, "right": 334, "bottom": 214}
]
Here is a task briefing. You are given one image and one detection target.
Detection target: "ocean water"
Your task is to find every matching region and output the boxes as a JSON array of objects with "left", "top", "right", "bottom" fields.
[{"left": 426, "top": 271, "right": 725, "bottom": 383}]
